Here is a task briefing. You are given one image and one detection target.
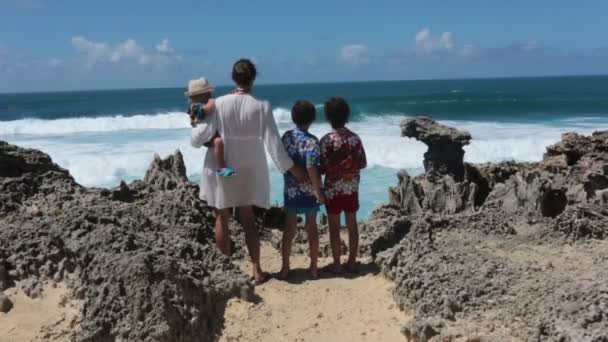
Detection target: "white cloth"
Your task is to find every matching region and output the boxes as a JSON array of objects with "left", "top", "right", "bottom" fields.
[{"left": 191, "top": 93, "right": 294, "bottom": 209}]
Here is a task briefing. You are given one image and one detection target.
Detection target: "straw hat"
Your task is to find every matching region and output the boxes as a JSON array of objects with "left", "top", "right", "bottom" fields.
[{"left": 185, "top": 77, "right": 215, "bottom": 97}]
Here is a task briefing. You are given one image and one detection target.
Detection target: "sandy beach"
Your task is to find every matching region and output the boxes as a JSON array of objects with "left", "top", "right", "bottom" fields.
[
  {"left": 219, "top": 242, "right": 409, "bottom": 342},
  {"left": 0, "top": 282, "right": 81, "bottom": 342}
]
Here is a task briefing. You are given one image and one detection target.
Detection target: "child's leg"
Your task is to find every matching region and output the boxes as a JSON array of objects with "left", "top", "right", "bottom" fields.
[
  {"left": 279, "top": 213, "right": 298, "bottom": 279},
  {"left": 304, "top": 212, "right": 319, "bottom": 278},
  {"left": 345, "top": 211, "right": 359, "bottom": 269},
  {"left": 213, "top": 136, "right": 227, "bottom": 169},
  {"left": 327, "top": 213, "right": 343, "bottom": 272}
]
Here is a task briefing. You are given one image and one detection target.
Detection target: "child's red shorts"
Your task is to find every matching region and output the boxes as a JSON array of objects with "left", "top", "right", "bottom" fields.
[{"left": 325, "top": 192, "right": 360, "bottom": 215}]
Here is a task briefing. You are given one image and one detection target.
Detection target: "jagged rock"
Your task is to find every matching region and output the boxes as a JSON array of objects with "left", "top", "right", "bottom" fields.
[
  {"left": 484, "top": 170, "right": 568, "bottom": 218},
  {"left": 359, "top": 205, "right": 412, "bottom": 259},
  {"left": 381, "top": 126, "right": 608, "bottom": 340},
  {"left": 0, "top": 142, "right": 253, "bottom": 342},
  {"left": 402, "top": 318, "right": 444, "bottom": 342},
  {"left": 0, "top": 262, "right": 8, "bottom": 291},
  {"left": 401, "top": 117, "right": 471, "bottom": 181},
  {"left": 21, "top": 278, "right": 43, "bottom": 299},
  {"left": 144, "top": 151, "right": 189, "bottom": 190},
  {"left": 552, "top": 204, "right": 608, "bottom": 240},
  {"left": 0, "top": 293, "right": 13, "bottom": 313},
  {"left": 389, "top": 170, "right": 423, "bottom": 215},
  {"left": 389, "top": 170, "right": 481, "bottom": 216}
]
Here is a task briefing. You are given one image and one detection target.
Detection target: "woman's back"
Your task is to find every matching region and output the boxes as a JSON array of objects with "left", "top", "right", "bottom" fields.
[
  {"left": 216, "top": 93, "right": 266, "bottom": 139},
  {"left": 197, "top": 92, "right": 293, "bottom": 209}
]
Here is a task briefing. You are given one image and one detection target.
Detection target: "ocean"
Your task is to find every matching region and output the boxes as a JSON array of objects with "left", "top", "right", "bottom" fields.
[{"left": 1, "top": 75, "right": 608, "bottom": 219}]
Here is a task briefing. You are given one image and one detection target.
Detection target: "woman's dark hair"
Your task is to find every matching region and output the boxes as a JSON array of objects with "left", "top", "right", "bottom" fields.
[
  {"left": 291, "top": 100, "right": 316, "bottom": 127},
  {"left": 324, "top": 97, "right": 350, "bottom": 129},
  {"left": 232, "top": 59, "right": 257, "bottom": 87}
]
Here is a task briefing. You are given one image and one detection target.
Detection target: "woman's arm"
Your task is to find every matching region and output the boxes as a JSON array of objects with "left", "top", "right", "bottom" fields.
[{"left": 261, "top": 101, "right": 307, "bottom": 180}]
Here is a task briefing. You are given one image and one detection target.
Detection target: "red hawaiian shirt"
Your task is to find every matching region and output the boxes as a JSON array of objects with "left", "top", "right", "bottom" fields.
[{"left": 320, "top": 127, "right": 367, "bottom": 200}]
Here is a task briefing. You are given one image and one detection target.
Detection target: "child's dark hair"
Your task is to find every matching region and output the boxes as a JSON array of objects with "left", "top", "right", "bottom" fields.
[
  {"left": 291, "top": 100, "right": 316, "bottom": 127},
  {"left": 232, "top": 59, "right": 257, "bottom": 87},
  {"left": 324, "top": 97, "right": 350, "bottom": 129}
]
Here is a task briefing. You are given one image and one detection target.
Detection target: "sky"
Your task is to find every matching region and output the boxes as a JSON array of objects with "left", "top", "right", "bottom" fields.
[{"left": 1, "top": 0, "right": 608, "bottom": 92}]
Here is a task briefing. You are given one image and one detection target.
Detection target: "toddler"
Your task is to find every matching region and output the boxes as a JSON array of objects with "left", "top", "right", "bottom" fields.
[{"left": 186, "top": 77, "right": 235, "bottom": 177}]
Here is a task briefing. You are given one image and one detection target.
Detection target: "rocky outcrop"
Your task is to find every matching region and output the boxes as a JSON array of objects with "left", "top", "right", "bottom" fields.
[
  {"left": 391, "top": 118, "right": 484, "bottom": 216},
  {"left": 0, "top": 142, "right": 253, "bottom": 342},
  {"left": 367, "top": 119, "right": 608, "bottom": 341},
  {"left": 391, "top": 117, "right": 608, "bottom": 218},
  {"left": 401, "top": 117, "right": 471, "bottom": 181}
]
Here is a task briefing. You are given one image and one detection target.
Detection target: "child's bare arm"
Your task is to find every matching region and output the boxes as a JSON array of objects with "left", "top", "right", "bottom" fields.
[
  {"left": 306, "top": 165, "right": 325, "bottom": 204},
  {"left": 203, "top": 98, "right": 216, "bottom": 114}
]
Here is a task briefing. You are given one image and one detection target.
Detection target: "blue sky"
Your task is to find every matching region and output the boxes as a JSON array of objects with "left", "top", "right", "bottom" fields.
[{"left": 1, "top": 0, "right": 607, "bottom": 92}]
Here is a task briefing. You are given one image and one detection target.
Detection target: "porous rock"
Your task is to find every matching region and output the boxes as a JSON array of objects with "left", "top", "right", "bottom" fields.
[
  {"left": 379, "top": 123, "right": 608, "bottom": 340},
  {"left": 401, "top": 117, "right": 471, "bottom": 181},
  {"left": 0, "top": 141, "right": 253, "bottom": 342},
  {"left": 0, "top": 293, "right": 13, "bottom": 313}
]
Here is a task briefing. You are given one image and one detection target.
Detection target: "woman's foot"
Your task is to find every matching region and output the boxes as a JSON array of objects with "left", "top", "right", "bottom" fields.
[
  {"left": 309, "top": 267, "right": 319, "bottom": 280},
  {"left": 253, "top": 272, "right": 270, "bottom": 286},
  {"left": 277, "top": 266, "right": 290, "bottom": 281},
  {"left": 217, "top": 167, "right": 237, "bottom": 178},
  {"left": 321, "top": 263, "right": 343, "bottom": 275},
  {"left": 342, "top": 262, "right": 359, "bottom": 274}
]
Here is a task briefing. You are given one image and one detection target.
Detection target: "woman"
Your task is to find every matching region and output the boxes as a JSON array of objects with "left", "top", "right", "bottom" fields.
[{"left": 191, "top": 59, "right": 306, "bottom": 284}]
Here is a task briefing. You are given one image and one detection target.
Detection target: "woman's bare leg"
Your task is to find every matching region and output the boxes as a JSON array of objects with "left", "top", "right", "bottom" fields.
[
  {"left": 327, "top": 213, "right": 343, "bottom": 273},
  {"left": 215, "top": 208, "right": 231, "bottom": 256},
  {"left": 237, "top": 206, "right": 266, "bottom": 282},
  {"left": 213, "top": 136, "right": 227, "bottom": 170},
  {"left": 345, "top": 211, "right": 359, "bottom": 269},
  {"left": 304, "top": 212, "right": 319, "bottom": 278},
  {"left": 279, "top": 213, "right": 298, "bottom": 279}
]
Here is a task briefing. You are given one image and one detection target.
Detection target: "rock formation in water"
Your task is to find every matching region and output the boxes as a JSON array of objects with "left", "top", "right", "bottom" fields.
[
  {"left": 363, "top": 118, "right": 608, "bottom": 341},
  {"left": 400, "top": 116, "right": 472, "bottom": 182},
  {"left": 0, "top": 141, "right": 253, "bottom": 341}
]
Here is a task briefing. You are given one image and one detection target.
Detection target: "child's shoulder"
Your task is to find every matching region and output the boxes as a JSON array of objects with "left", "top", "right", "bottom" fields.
[
  {"left": 345, "top": 127, "right": 362, "bottom": 140},
  {"left": 306, "top": 131, "right": 320, "bottom": 143},
  {"left": 281, "top": 128, "right": 295, "bottom": 140}
]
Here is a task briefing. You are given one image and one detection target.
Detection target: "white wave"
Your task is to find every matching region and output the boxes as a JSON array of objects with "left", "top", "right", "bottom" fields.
[
  {"left": 3, "top": 113, "right": 607, "bottom": 189},
  {"left": 0, "top": 108, "right": 299, "bottom": 136}
]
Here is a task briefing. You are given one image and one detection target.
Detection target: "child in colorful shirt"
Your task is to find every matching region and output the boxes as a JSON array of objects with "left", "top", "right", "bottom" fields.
[
  {"left": 279, "top": 100, "right": 325, "bottom": 279},
  {"left": 320, "top": 97, "right": 367, "bottom": 274}
]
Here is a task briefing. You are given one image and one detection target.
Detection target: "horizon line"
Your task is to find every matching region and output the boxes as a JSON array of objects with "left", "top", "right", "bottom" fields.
[{"left": 1, "top": 73, "right": 607, "bottom": 96}]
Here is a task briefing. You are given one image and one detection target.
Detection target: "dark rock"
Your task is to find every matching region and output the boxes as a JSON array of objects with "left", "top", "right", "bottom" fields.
[
  {"left": 402, "top": 318, "right": 444, "bottom": 342},
  {"left": 359, "top": 205, "right": 412, "bottom": 259},
  {"left": 0, "top": 262, "right": 9, "bottom": 291},
  {"left": 401, "top": 117, "right": 471, "bottom": 181},
  {"left": 380, "top": 125, "right": 608, "bottom": 340},
  {"left": 0, "top": 142, "right": 252, "bottom": 342},
  {"left": 552, "top": 204, "right": 608, "bottom": 241},
  {"left": 0, "top": 293, "right": 13, "bottom": 313},
  {"left": 21, "top": 278, "right": 43, "bottom": 299}
]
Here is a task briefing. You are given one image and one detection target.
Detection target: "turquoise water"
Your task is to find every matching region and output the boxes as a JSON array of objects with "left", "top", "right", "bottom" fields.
[{"left": 2, "top": 76, "right": 608, "bottom": 218}]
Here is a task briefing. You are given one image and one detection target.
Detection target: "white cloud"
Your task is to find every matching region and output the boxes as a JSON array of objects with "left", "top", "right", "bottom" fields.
[
  {"left": 155, "top": 39, "right": 174, "bottom": 54},
  {"left": 415, "top": 28, "right": 455, "bottom": 54},
  {"left": 70, "top": 36, "right": 180, "bottom": 69},
  {"left": 48, "top": 58, "right": 63, "bottom": 67},
  {"left": 339, "top": 44, "right": 370, "bottom": 65}
]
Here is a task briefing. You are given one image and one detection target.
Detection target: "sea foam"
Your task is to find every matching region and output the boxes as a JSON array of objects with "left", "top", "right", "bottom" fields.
[{"left": 2, "top": 111, "right": 606, "bottom": 188}]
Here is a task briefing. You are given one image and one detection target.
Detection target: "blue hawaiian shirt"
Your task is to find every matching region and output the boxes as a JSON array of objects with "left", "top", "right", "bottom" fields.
[{"left": 281, "top": 127, "right": 321, "bottom": 210}]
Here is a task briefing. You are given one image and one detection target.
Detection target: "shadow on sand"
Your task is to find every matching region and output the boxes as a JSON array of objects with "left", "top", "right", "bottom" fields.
[{"left": 272, "top": 261, "right": 380, "bottom": 285}]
